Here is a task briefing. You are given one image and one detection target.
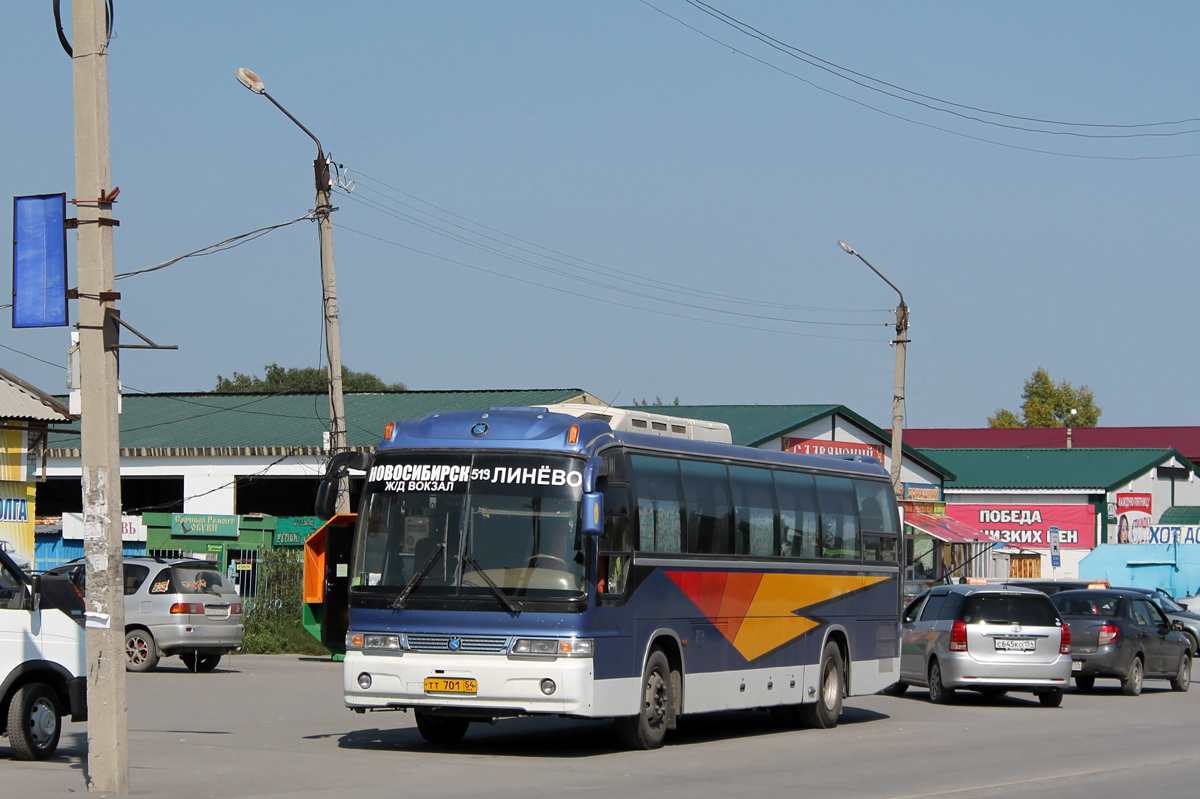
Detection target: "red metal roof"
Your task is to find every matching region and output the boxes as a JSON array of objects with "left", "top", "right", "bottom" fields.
[{"left": 899, "top": 427, "right": 1200, "bottom": 464}]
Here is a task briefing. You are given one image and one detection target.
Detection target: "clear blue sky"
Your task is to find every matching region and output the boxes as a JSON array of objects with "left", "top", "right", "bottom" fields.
[{"left": 4, "top": 2, "right": 1198, "bottom": 429}]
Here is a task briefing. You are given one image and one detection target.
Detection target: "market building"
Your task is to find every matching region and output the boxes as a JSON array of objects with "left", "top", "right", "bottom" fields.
[
  {"left": 919, "top": 447, "right": 1200, "bottom": 579},
  {"left": 0, "top": 366, "right": 74, "bottom": 568}
]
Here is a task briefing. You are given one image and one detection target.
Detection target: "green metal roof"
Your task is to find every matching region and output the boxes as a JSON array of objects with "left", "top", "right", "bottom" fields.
[
  {"left": 47, "top": 389, "right": 592, "bottom": 452},
  {"left": 1158, "top": 506, "right": 1200, "bottom": 525},
  {"left": 626, "top": 404, "right": 954, "bottom": 479},
  {"left": 919, "top": 447, "right": 1194, "bottom": 491}
]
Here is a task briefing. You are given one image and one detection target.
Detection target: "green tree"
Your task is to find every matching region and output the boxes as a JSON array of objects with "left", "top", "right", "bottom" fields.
[
  {"left": 988, "top": 367, "right": 1101, "bottom": 428},
  {"left": 214, "top": 363, "right": 405, "bottom": 393}
]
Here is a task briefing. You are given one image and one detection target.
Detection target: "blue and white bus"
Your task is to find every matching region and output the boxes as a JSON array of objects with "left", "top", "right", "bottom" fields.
[{"left": 316, "top": 406, "right": 903, "bottom": 749}]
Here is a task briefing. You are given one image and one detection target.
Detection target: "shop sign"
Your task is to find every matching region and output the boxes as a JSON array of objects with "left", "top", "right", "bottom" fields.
[
  {"left": 1147, "top": 526, "right": 1200, "bottom": 544},
  {"left": 206, "top": 544, "right": 224, "bottom": 554},
  {"left": 782, "top": 437, "right": 884, "bottom": 461},
  {"left": 171, "top": 514, "right": 239, "bottom": 539},
  {"left": 63, "top": 512, "right": 147, "bottom": 542},
  {"left": 1115, "top": 493, "right": 1153, "bottom": 544},
  {"left": 903, "top": 483, "right": 942, "bottom": 502},
  {"left": 274, "top": 530, "right": 306, "bottom": 547},
  {"left": 945, "top": 504, "right": 1096, "bottom": 549}
]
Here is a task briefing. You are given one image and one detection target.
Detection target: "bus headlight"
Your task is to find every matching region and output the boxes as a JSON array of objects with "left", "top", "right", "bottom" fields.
[
  {"left": 346, "top": 632, "right": 405, "bottom": 652},
  {"left": 510, "top": 638, "right": 594, "bottom": 658}
]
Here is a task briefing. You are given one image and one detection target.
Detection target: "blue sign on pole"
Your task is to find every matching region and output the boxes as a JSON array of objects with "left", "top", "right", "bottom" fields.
[
  {"left": 1049, "top": 525, "right": 1061, "bottom": 568},
  {"left": 12, "top": 194, "right": 69, "bottom": 328}
]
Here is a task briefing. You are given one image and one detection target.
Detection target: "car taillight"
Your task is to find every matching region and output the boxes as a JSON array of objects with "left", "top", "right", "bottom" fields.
[
  {"left": 230, "top": 603, "right": 243, "bottom": 615},
  {"left": 949, "top": 620, "right": 968, "bottom": 651},
  {"left": 170, "top": 603, "right": 204, "bottom": 615},
  {"left": 1098, "top": 624, "right": 1119, "bottom": 646},
  {"left": 1059, "top": 624, "right": 1071, "bottom": 654}
]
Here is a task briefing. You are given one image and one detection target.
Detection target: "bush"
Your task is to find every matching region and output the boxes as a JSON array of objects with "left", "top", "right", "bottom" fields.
[{"left": 240, "top": 549, "right": 327, "bottom": 656}]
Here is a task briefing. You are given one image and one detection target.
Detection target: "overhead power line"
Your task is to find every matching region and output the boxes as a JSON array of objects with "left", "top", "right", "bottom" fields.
[{"left": 641, "top": 0, "right": 1200, "bottom": 161}]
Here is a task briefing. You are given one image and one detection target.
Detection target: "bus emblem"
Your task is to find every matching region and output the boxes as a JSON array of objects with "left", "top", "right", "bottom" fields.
[
  {"left": 471, "top": 423, "right": 488, "bottom": 437},
  {"left": 448, "top": 637, "right": 462, "bottom": 651}
]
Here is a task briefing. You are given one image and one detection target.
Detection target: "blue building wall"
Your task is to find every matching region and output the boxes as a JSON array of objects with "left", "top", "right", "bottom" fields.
[
  {"left": 1079, "top": 543, "right": 1200, "bottom": 599},
  {"left": 34, "top": 534, "right": 146, "bottom": 571}
]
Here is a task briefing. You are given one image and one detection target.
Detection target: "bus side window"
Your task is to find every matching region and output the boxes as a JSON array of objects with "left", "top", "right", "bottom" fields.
[
  {"left": 855, "top": 479, "right": 899, "bottom": 563},
  {"left": 680, "top": 460, "right": 733, "bottom": 555},
  {"left": 815, "top": 475, "right": 860, "bottom": 560},
  {"left": 774, "top": 470, "right": 820, "bottom": 558},
  {"left": 629, "top": 455, "right": 684, "bottom": 554},
  {"left": 600, "top": 482, "right": 632, "bottom": 594},
  {"left": 729, "top": 464, "right": 778, "bottom": 557}
]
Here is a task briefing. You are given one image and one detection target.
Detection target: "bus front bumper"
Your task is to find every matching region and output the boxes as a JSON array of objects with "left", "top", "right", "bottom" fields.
[{"left": 343, "top": 650, "right": 597, "bottom": 716}]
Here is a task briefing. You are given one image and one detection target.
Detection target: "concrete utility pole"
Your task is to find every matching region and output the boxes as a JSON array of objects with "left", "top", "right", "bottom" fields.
[
  {"left": 838, "top": 241, "right": 909, "bottom": 500},
  {"left": 235, "top": 69, "right": 349, "bottom": 513},
  {"left": 72, "top": 0, "right": 129, "bottom": 792}
]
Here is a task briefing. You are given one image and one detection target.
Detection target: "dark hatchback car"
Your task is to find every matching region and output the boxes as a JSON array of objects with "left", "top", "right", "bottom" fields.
[
  {"left": 1051, "top": 589, "right": 1191, "bottom": 695},
  {"left": 1118, "top": 588, "right": 1200, "bottom": 656}
]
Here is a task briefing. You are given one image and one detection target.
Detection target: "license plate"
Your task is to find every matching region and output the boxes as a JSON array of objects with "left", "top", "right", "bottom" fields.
[
  {"left": 994, "top": 638, "right": 1035, "bottom": 651},
  {"left": 1072, "top": 660, "right": 1083, "bottom": 671},
  {"left": 424, "top": 677, "right": 477, "bottom": 694}
]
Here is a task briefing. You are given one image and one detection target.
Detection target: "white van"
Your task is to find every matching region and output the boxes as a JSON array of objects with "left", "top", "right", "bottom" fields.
[{"left": 0, "top": 549, "right": 87, "bottom": 760}]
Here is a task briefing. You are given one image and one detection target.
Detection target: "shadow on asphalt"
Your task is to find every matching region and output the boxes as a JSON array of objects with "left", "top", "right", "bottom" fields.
[{"left": 329, "top": 704, "right": 890, "bottom": 756}]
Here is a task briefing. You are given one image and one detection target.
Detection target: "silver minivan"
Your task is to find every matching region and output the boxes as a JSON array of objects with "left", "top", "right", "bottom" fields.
[
  {"left": 888, "top": 584, "right": 1072, "bottom": 706},
  {"left": 47, "top": 557, "right": 244, "bottom": 672}
]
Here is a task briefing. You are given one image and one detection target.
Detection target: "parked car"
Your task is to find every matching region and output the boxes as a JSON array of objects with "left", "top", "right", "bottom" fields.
[
  {"left": 890, "top": 585, "right": 1072, "bottom": 707},
  {"left": 994, "top": 578, "right": 1107, "bottom": 596},
  {"left": 1050, "top": 589, "right": 1191, "bottom": 695},
  {"left": 1116, "top": 588, "right": 1200, "bottom": 656},
  {"left": 46, "top": 557, "right": 243, "bottom": 672}
]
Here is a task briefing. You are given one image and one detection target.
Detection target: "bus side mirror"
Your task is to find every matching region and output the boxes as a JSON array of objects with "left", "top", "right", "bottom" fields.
[
  {"left": 582, "top": 493, "right": 604, "bottom": 536},
  {"left": 28, "top": 573, "right": 42, "bottom": 612},
  {"left": 316, "top": 451, "right": 372, "bottom": 520}
]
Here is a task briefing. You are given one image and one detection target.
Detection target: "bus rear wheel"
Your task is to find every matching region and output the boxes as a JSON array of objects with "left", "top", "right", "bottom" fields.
[
  {"left": 800, "top": 641, "right": 844, "bottom": 729},
  {"left": 616, "top": 648, "right": 673, "bottom": 749},
  {"left": 414, "top": 710, "right": 470, "bottom": 746}
]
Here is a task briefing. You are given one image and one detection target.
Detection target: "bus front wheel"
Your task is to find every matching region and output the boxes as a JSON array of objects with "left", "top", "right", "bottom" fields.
[
  {"left": 414, "top": 710, "right": 470, "bottom": 746},
  {"left": 616, "top": 648, "right": 673, "bottom": 750},
  {"left": 800, "top": 641, "right": 844, "bottom": 729}
]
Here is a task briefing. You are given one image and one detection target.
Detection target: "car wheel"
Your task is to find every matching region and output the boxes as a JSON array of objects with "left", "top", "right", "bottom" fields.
[
  {"left": 881, "top": 681, "right": 908, "bottom": 697},
  {"left": 615, "top": 648, "right": 674, "bottom": 749},
  {"left": 1038, "top": 689, "right": 1064, "bottom": 708},
  {"left": 1184, "top": 632, "right": 1199, "bottom": 657},
  {"left": 6, "top": 682, "right": 62, "bottom": 761},
  {"left": 1121, "top": 656, "right": 1144, "bottom": 697},
  {"left": 1074, "top": 675, "right": 1095, "bottom": 691},
  {"left": 927, "top": 659, "right": 955, "bottom": 705},
  {"left": 413, "top": 710, "right": 470, "bottom": 746},
  {"left": 181, "top": 653, "right": 222, "bottom": 673},
  {"left": 799, "top": 642, "right": 844, "bottom": 729},
  {"left": 1171, "top": 653, "right": 1191, "bottom": 692},
  {"left": 125, "top": 629, "right": 159, "bottom": 673}
]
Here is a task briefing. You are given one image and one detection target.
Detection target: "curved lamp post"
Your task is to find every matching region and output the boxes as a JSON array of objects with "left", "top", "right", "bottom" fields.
[
  {"left": 236, "top": 68, "right": 349, "bottom": 513},
  {"left": 838, "top": 240, "right": 909, "bottom": 499}
]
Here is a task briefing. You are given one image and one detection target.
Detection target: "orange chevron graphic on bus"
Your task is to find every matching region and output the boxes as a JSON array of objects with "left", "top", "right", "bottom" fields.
[{"left": 666, "top": 571, "right": 890, "bottom": 661}]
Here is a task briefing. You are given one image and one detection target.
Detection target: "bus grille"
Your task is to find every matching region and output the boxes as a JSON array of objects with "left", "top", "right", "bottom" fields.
[{"left": 406, "top": 634, "right": 509, "bottom": 654}]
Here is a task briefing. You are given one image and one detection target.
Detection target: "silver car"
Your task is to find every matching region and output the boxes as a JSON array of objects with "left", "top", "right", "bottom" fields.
[
  {"left": 47, "top": 557, "right": 244, "bottom": 672},
  {"left": 888, "top": 585, "right": 1072, "bottom": 707}
]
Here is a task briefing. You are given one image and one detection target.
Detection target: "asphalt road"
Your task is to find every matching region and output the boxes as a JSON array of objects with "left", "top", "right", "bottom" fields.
[{"left": 6, "top": 655, "right": 1199, "bottom": 798}]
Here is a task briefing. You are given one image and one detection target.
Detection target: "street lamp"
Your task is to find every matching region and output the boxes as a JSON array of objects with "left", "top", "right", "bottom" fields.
[
  {"left": 838, "top": 240, "right": 909, "bottom": 499},
  {"left": 236, "top": 68, "right": 349, "bottom": 514}
]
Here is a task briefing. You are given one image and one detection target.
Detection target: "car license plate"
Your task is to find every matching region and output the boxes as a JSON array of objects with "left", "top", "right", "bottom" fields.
[
  {"left": 994, "top": 638, "right": 1035, "bottom": 651},
  {"left": 1072, "top": 660, "right": 1083, "bottom": 671},
  {"left": 424, "top": 677, "right": 477, "bottom": 694}
]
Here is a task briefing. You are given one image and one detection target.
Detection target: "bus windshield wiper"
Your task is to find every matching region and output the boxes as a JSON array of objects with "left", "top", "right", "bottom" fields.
[
  {"left": 392, "top": 543, "right": 445, "bottom": 610},
  {"left": 463, "top": 555, "right": 522, "bottom": 615}
]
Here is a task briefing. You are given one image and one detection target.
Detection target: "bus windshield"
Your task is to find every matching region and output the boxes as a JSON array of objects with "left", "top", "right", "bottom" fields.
[{"left": 351, "top": 452, "right": 586, "bottom": 602}]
